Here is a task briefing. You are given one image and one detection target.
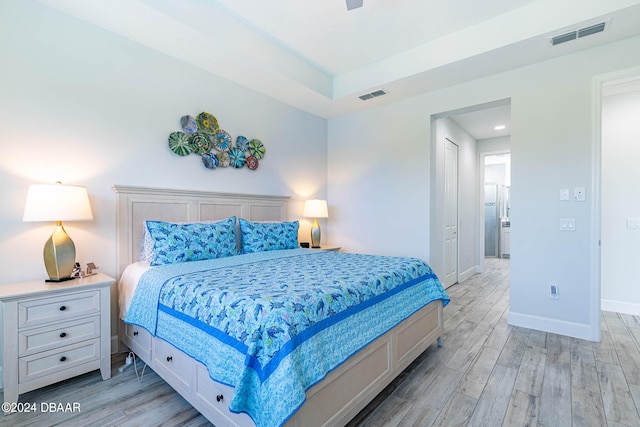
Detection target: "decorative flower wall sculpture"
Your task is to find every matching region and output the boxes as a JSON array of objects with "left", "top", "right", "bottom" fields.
[{"left": 167, "top": 112, "right": 265, "bottom": 171}]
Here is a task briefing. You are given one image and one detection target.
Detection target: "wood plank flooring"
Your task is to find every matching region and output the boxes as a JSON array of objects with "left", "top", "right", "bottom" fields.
[
  {"left": 350, "top": 258, "right": 640, "bottom": 427},
  {"left": 3, "top": 258, "right": 640, "bottom": 426}
]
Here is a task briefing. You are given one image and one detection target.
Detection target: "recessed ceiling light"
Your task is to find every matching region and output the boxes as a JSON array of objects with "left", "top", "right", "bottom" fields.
[{"left": 494, "top": 125, "right": 506, "bottom": 130}]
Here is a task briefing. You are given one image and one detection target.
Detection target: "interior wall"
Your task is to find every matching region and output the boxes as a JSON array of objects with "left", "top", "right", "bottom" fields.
[
  {"left": 324, "top": 105, "right": 432, "bottom": 256},
  {"left": 0, "top": 0, "right": 328, "bottom": 360},
  {"left": 328, "top": 35, "right": 640, "bottom": 341},
  {"left": 601, "top": 84, "right": 640, "bottom": 314},
  {"left": 477, "top": 136, "right": 511, "bottom": 154}
]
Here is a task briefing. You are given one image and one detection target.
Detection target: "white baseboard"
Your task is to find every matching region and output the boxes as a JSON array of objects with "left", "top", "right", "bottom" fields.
[
  {"left": 459, "top": 265, "right": 478, "bottom": 282},
  {"left": 601, "top": 299, "right": 640, "bottom": 316},
  {"left": 508, "top": 310, "right": 598, "bottom": 342}
]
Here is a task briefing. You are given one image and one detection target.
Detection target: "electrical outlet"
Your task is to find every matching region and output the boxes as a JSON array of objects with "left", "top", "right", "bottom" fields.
[
  {"left": 574, "top": 187, "right": 586, "bottom": 201},
  {"left": 550, "top": 284, "right": 559, "bottom": 299}
]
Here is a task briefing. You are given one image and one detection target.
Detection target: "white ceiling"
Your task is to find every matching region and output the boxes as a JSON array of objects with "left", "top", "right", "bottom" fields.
[
  {"left": 213, "top": 0, "right": 538, "bottom": 76},
  {"left": 39, "top": 0, "right": 640, "bottom": 127},
  {"left": 450, "top": 104, "right": 512, "bottom": 141}
]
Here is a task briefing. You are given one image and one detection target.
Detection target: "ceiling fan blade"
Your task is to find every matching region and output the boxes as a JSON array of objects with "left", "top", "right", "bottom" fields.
[{"left": 346, "top": 0, "right": 364, "bottom": 10}]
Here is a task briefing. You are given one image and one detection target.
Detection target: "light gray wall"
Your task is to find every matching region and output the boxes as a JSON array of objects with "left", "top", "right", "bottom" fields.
[
  {"left": 602, "top": 86, "right": 640, "bottom": 314},
  {"left": 328, "top": 35, "right": 640, "bottom": 341},
  {"left": 477, "top": 136, "right": 511, "bottom": 156}
]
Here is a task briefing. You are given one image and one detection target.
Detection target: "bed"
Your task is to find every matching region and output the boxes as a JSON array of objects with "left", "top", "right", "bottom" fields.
[{"left": 114, "top": 185, "right": 449, "bottom": 427}]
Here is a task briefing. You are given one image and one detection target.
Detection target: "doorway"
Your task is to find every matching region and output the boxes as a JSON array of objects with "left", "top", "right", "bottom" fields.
[
  {"left": 483, "top": 153, "right": 511, "bottom": 259},
  {"left": 430, "top": 98, "right": 511, "bottom": 285},
  {"left": 600, "top": 73, "right": 640, "bottom": 316}
]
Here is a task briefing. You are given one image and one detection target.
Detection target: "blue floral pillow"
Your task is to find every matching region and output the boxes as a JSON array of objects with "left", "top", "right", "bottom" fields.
[
  {"left": 239, "top": 219, "right": 299, "bottom": 253},
  {"left": 139, "top": 219, "right": 233, "bottom": 262},
  {"left": 146, "top": 217, "right": 237, "bottom": 266}
]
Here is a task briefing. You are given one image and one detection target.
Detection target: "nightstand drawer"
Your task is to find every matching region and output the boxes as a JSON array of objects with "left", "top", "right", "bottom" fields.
[
  {"left": 19, "top": 290, "right": 100, "bottom": 329},
  {"left": 19, "top": 316, "right": 101, "bottom": 357},
  {"left": 19, "top": 338, "right": 100, "bottom": 383}
]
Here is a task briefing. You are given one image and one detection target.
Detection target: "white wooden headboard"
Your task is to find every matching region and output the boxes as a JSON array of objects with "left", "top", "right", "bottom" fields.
[{"left": 112, "top": 185, "right": 289, "bottom": 280}]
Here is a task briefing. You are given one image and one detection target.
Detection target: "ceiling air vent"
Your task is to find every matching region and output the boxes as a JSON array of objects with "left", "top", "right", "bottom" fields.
[
  {"left": 551, "top": 31, "right": 577, "bottom": 46},
  {"left": 550, "top": 21, "right": 606, "bottom": 46},
  {"left": 359, "top": 89, "right": 388, "bottom": 101},
  {"left": 578, "top": 22, "right": 606, "bottom": 38}
]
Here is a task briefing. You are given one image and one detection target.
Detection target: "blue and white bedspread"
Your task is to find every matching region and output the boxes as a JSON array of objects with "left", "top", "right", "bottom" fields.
[{"left": 125, "top": 248, "right": 449, "bottom": 427}]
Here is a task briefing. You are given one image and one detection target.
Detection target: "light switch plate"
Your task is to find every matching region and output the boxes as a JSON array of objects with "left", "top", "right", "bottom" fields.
[
  {"left": 560, "top": 188, "right": 570, "bottom": 201},
  {"left": 628, "top": 218, "right": 640, "bottom": 229},
  {"left": 560, "top": 218, "right": 576, "bottom": 231}
]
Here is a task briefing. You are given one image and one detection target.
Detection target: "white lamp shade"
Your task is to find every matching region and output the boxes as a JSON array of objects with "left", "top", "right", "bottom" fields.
[
  {"left": 303, "top": 199, "right": 328, "bottom": 218},
  {"left": 23, "top": 183, "right": 93, "bottom": 222}
]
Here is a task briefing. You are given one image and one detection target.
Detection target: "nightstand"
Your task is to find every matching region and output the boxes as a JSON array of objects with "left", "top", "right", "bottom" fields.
[
  {"left": 312, "top": 246, "right": 341, "bottom": 252},
  {"left": 0, "top": 273, "right": 114, "bottom": 405}
]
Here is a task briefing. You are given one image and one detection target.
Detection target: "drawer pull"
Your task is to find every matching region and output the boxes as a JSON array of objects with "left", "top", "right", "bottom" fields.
[
  {"left": 133, "top": 331, "right": 139, "bottom": 336},
  {"left": 166, "top": 356, "right": 173, "bottom": 362},
  {"left": 59, "top": 332, "right": 67, "bottom": 338},
  {"left": 60, "top": 356, "right": 67, "bottom": 362},
  {"left": 216, "top": 394, "right": 224, "bottom": 402},
  {"left": 59, "top": 306, "right": 67, "bottom": 311}
]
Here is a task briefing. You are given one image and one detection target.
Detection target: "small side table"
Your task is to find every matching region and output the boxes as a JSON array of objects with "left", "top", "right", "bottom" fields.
[{"left": 0, "top": 273, "right": 114, "bottom": 406}]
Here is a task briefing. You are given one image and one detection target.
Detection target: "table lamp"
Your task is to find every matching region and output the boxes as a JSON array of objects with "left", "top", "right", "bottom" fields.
[
  {"left": 303, "top": 199, "right": 328, "bottom": 248},
  {"left": 23, "top": 182, "right": 93, "bottom": 282}
]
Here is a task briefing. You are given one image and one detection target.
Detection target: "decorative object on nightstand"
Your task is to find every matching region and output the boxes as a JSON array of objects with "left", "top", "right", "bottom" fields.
[
  {"left": 72, "top": 262, "right": 100, "bottom": 278},
  {"left": 303, "top": 199, "right": 328, "bottom": 248},
  {"left": 0, "top": 273, "right": 114, "bottom": 407},
  {"left": 23, "top": 182, "right": 93, "bottom": 282}
]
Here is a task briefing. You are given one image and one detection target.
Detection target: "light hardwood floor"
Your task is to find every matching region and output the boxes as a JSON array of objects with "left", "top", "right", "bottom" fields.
[{"left": 3, "top": 258, "right": 640, "bottom": 426}]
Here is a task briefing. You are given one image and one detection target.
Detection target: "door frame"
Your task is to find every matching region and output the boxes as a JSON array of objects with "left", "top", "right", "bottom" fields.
[{"left": 592, "top": 64, "right": 640, "bottom": 341}]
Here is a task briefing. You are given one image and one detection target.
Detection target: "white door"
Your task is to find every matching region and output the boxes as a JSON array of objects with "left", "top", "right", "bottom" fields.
[{"left": 444, "top": 138, "right": 459, "bottom": 288}]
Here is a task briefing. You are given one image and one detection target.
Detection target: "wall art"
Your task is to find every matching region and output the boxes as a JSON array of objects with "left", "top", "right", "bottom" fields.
[{"left": 167, "top": 112, "right": 265, "bottom": 171}]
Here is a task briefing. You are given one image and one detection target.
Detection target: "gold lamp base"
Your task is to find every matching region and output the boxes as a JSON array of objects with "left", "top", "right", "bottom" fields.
[
  {"left": 43, "top": 222, "right": 76, "bottom": 282},
  {"left": 310, "top": 218, "right": 321, "bottom": 248}
]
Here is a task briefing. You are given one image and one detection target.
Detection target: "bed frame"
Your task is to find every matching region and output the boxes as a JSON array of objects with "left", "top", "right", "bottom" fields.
[{"left": 113, "top": 185, "right": 443, "bottom": 427}]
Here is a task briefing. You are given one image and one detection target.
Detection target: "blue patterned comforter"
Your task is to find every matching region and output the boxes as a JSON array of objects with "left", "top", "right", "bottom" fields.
[{"left": 125, "top": 248, "right": 449, "bottom": 427}]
